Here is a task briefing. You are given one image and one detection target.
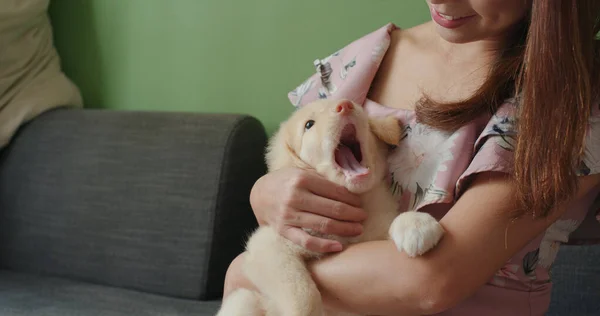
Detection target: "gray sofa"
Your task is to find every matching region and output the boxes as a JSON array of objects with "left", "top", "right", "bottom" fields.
[
  {"left": 0, "top": 108, "right": 265, "bottom": 315},
  {"left": 0, "top": 107, "right": 598, "bottom": 315}
]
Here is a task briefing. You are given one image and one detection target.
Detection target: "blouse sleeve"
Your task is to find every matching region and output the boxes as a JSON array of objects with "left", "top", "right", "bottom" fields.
[
  {"left": 455, "top": 102, "right": 517, "bottom": 197},
  {"left": 456, "top": 101, "right": 600, "bottom": 223}
]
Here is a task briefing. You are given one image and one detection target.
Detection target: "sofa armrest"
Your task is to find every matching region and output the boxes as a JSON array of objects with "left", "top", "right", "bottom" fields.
[{"left": 0, "top": 107, "right": 266, "bottom": 300}]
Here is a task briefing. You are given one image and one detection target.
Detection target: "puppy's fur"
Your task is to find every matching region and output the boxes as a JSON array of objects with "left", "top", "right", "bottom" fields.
[{"left": 217, "top": 99, "right": 444, "bottom": 316}]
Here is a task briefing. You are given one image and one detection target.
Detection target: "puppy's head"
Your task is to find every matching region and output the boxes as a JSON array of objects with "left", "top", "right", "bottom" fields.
[{"left": 266, "top": 99, "right": 400, "bottom": 194}]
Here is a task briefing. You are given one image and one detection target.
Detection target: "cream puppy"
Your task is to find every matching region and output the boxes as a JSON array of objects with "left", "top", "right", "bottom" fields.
[{"left": 216, "top": 99, "right": 444, "bottom": 316}]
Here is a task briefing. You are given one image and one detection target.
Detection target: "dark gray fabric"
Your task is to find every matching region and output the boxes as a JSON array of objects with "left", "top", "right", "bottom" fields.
[
  {"left": 0, "top": 270, "right": 221, "bottom": 316},
  {"left": 0, "top": 108, "right": 265, "bottom": 300},
  {"left": 570, "top": 201, "right": 600, "bottom": 243},
  {"left": 548, "top": 245, "right": 600, "bottom": 315}
]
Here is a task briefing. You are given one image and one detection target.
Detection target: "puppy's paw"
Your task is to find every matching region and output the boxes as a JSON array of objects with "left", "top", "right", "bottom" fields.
[{"left": 389, "top": 211, "right": 444, "bottom": 257}]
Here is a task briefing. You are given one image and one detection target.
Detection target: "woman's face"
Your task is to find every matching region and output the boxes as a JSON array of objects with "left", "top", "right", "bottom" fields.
[{"left": 426, "top": 0, "right": 530, "bottom": 44}]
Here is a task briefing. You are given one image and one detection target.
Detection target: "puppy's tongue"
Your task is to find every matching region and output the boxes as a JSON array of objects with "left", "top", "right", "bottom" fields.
[{"left": 336, "top": 145, "right": 369, "bottom": 176}]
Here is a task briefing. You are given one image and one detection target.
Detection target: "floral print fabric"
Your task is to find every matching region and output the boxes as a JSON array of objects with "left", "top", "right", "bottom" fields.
[{"left": 287, "top": 23, "right": 600, "bottom": 315}]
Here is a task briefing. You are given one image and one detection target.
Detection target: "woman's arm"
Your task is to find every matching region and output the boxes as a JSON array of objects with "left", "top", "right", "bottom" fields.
[{"left": 308, "top": 172, "right": 600, "bottom": 315}]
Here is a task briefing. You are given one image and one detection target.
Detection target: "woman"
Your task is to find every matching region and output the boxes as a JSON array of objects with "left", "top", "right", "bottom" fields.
[{"left": 224, "top": 0, "right": 600, "bottom": 315}]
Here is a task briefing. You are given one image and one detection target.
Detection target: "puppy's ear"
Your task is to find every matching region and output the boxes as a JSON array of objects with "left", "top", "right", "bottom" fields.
[
  {"left": 265, "top": 123, "right": 312, "bottom": 172},
  {"left": 369, "top": 116, "right": 401, "bottom": 146}
]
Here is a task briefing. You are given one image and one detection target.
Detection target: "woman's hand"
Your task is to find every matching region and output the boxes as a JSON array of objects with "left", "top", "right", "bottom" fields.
[{"left": 249, "top": 167, "right": 367, "bottom": 253}]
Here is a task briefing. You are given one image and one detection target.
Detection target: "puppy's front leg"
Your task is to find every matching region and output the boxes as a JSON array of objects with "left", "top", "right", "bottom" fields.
[
  {"left": 388, "top": 211, "right": 444, "bottom": 257},
  {"left": 244, "top": 227, "right": 324, "bottom": 316},
  {"left": 217, "top": 288, "right": 264, "bottom": 316}
]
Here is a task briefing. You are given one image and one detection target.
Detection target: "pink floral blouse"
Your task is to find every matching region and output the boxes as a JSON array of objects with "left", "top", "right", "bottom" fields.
[{"left": 287, "top": 23, "right": 600, "bottom": 316}]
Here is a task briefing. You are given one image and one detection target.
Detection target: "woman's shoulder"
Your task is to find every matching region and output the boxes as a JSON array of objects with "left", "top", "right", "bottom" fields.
[{"left": 287, "top": 23, "right": 398, "bottom": 108}]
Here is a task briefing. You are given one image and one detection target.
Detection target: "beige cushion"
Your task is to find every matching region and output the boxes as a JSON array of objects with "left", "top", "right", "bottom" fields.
[{"left": 0, "top": 0, "right": 82, "bottom": 147}]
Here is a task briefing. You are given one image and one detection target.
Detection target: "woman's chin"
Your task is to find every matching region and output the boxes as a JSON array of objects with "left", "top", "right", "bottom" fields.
[
  {"left": 436, "top": 29, "right": 479, "bottom": 44},
  {"left": 429, "top": 21, "right": 482, "bottom": 44}
]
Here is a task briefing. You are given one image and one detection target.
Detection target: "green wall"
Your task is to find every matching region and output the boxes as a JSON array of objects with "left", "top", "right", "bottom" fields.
[{"left": 49, "top": 0, "right": 429, "bottom": 133}]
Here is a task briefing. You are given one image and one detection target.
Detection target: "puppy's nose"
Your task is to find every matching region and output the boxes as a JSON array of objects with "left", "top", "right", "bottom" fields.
[{"left": 336, "top": 101, "right": 354, "bottom": 115}]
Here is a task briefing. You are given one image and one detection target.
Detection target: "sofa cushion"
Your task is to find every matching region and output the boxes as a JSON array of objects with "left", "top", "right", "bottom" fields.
[
  {"left": 0, "top": 0, "right": 82, "bottom": 148},
  {"left": 548, "top": 245, "right": 600, "bottom": 315},
  {"left": 0, "top": 109, "right": 265, "bottom": 300},
  {"left": 0, "top": 270, "right": 221, "bottom": 316}
]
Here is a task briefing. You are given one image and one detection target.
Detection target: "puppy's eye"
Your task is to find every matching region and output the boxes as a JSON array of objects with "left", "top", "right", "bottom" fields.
[{"left": 305, "top": 120, "right": 315, "bottom": 130}]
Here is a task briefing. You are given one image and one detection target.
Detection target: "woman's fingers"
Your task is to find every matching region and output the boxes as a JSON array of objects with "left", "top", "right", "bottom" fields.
[
  {"left": 284, "top": 210, "right": 363, "bottom": 237},
  {"left": 294, "top": 190, "right": 367, "bottom": 223},
  {"left": 294, "top": 171, "right": 363, "bottom": 208},
  {"left": 281, "top": 226, "right": 344, "bottom": 253},
  {"left": 250, "top": 167, "right": 368, "bottom": 253}
]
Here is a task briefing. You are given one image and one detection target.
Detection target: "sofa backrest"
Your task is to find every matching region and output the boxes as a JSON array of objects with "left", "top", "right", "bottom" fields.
[{"left": 0, "top": 108, "right": 265, "bottom": 300}]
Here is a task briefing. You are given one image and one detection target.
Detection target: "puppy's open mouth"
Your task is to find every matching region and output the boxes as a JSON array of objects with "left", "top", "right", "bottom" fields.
[{"left": 334, "top": 123, "right": 369, "bottom": 177}]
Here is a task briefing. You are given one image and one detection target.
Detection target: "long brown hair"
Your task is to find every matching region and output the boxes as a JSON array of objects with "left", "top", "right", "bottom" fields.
[{"left": 415, "top": 0, "right": 600, "bottom": 218}]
